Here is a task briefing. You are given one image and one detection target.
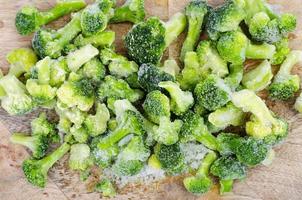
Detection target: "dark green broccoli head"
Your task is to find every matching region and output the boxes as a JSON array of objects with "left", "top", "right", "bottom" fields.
[
  {"left": 269, "top": 76, "right": 300, "bottom": 100},
  {"left": 183, "top": 176, "right": 212, "bottom": 195},
  {"left": 73, "top": 77, "right": 95, "bottom": 98},
  {"left": 15, "top": 6, "right": 40, "bottom": 36},
  {"left": 22, "top": 158, "right": 47, "bottom": 187},
  {"left": 125, "top": 17, "right": 165, "bottom": 65}
]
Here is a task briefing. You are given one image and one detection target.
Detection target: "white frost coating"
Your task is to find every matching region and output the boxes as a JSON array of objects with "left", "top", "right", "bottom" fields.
[{"left": 180, "top": 142, "right": 209, "bottom": 170}]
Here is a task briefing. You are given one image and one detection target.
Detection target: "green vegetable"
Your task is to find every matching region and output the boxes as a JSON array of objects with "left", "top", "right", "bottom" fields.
[
  {"left": 95, "top": 178, "right": 116, "bottom": 197},
  {"left": 224, "top": 64, "right": 243, "bottom": 91},
  {"left": 272, "top": 37, "right": 290, "bottom": 65},
  {"left": 161, "top": 59, "right": 180, "bottom": 77},
  {"left": 70, "top": 125, "right": 89, "bottom": 143},
  {"left": 78, "top": 58, "right": 106, "bottom": 83},
  {"left": 69, "top": 143, "right": 93, "bottom": 171},
  {"left": 74, "top": 31, "right": 115, "bottom": 47},
  {"left": 110, "top": 0, "right": 145, "bottom": 24}
]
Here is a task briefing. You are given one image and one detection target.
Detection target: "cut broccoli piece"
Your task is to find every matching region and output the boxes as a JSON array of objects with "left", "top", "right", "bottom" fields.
[
  {"left": 208, "top": 102, "right": 246, "bottom": 130},
  {"left": 15, "top": 0, "right": 86, "bottom": 35},
  {"left": 216, "top": 132, "right": 240, "bottom": 155},
  {"left": 126, "top": 73, "right": 141, "bottom": 89},
  {"left": 74, "top": 31, "right": 115, "bottom": 47},
  {"left": 210, "top": 155, "right": 246, "bottom": 194},
  {"left": 224, "top": 64, "right": 243, "bottom": 91},
  {"left": 138, "top": 63, "right": 174, "bottom": 92},
  {"left": 158, "top": 81, "right": 194, "bottom": 116},
  {"left": 69, "top": 143, "right": 93, "bottom": 171},
  {"left": 84, "top": 103, "right": 110, "bottom": 137},
  {"left": 194, "top": 74, "right": 231, "bottom": 111},
  {"left": 95, "top": 178, "right": 116, "bottom": 197},
  {"left": 31, "top": 112, "right": 58, "bottom": 143},
  {"left": 183, "top": 151, "right": 217, "bottom": 195},
  {"left": 271, "top": 37, "right": 290, "bottom": 65},
  {"left": 242, "top": 60, "right": 273, "bottom": 92},
  {"left": 125, "top": 13, "right": 186, "bottom": 65},
  {"left": 196, "top": 40, "right": 228, "bottom": 77},
  {"left": 113, "top": 136, "right": 150, "bottom": 176},
  {"left": 98, "top": 75, "right": 143, "bottom": 102},
  {"left": 79, "top": 58, "right": 106, "bottom": 83},
  {"left": 26, "top": 79, "right": 57, "bottom": 104},
  {"left": 110, "top": 0, "right": 145, "bottom": 24},
  {"left": 22, "top": 143, "right": 70, "bottom": 187},
  {"left": 56, "top": 101, "right": 87, "bottom": 128},
  {"left": 161, "top": 59, "right": 180, "bottom": 77},
  {"left": 70, "top": 125, "right": 89, "bottom": 143},
  {"left": 180, "top": 111, "right": 218, "bottom": 150},
  {"left": 269, "top": 50, "right": 302, "bottom": 100},
  {"left": 180, "top": 0, "right": 208, "bottom": 62},
  {"left": 245, "top": 41, "right": 276, "bottom": 60}
]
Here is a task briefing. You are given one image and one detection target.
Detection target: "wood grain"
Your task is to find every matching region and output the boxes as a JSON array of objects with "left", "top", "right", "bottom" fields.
[{"left": 0, "top": 0, "right": 302, "bottom": 200}]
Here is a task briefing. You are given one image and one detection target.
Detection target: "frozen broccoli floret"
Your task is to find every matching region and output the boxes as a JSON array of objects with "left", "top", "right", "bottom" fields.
[
  {"left": 269, "top": 51, "right": 302, "bottom": 100},
  {"left": 143, "top": 90, "right": 170, "bottom": 124},
  {"left": 110, "top": 0, "right": 145, "bottom": 24},
  {"left": 113, "top": 136, "right": 150, "bottom": 176},
  {"left": 0, "top": 75, "right": 34, "bottom": 115},
  {"left": 183, "top": 151, "right": 217, "bottom": 195},
  {"left": 224, "top": 64, "right": 243, "bottom": 91},
  {"left": 70, "top": 125, "right": 89, "bottom": 143},
  {"left": 180, "top": 0, "right": 208, "bottom": 62},
  {"left": 216, "top": 132, "right": 240, "bottom": 155},
  {"left": 158, "top": 81, "right": 194, "bottom": 116},
  {"left": 26, "top": 79, "right": 57, "bottom": 104},
  {"left": 210, "top": 155, "right": 246, "bottom": 194},
  {"left": 196, "top": 41, "right": 228, "bottom": 77},
  {"left": 74, "top": 31, "right": 115, "bottom": 47},
  {"left": 205, "top": 0, "right": 246, "bottom": 40},
  {"left": 242, "top": 60, "right": 273, "bottom": 92},
  {"left": 10, "top": 133, "right": 49, "bottom": 159},
  {"left": 154, "top": 143, "right": 186, "bottom": 175},
  {"left": 271, "top": 37, "right": 290, "bottom": 65},
  {"left": 22, "top": 143, "right": 70, "bottom": 187},
  {"left": 69, "top": 144, "right": 93, "bottom": 171},
  {"left": 79, "top": 58, "right": 106, "bottom": 83},
  {"left": 67, "top": 44, "right": 99, "bottom": 72},
  {"left": 125, "top": 13, "right": 187, "bottom": 65},
  {"left": 161, "top": 59, "right": 180, "bottom": 77},
  {"left": 208, "top": 102, "right": 246, "bottom": 130},
  {"left": 180, "top": 111, "right": 218, "bottom": 150},
  {"left": 15, "top": 0, "right": 86, "bottom": 35},
  {"left": 31, "top": 112, "right": 58, "bottom": 143},
  {"left": 194, "top": 75, "right": 231, "bottom": 111},
  {"left": 98, "top": 75, "right": 143, "bottom": 103},
  {"left": 56, "top": 101, "right": 87, "bottom": 128},
  {"left": 49, "top": 57, "right": 69, "bottom": 87},
  {"left": 231, "top": 89, "right": 288, "bottom": 139},
  {"left": 95, "top": 178, "right": 116, "bottom": 197},
  {"left": 138, "top": 63, "right": 174, "bottom": 92},
  {"left": 6, "top": 48, "right": 37, "bottom": 77},
  {"left": 100, "top": 48, "right": 138, "bottom": 78},
  {"left": 84, "top": 103, "right": 110, "bottom": 137}
]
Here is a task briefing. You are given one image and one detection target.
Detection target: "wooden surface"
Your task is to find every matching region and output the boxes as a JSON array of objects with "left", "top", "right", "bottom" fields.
[{"left": 1, "top": 0, "right": 302, "bottom": 200}]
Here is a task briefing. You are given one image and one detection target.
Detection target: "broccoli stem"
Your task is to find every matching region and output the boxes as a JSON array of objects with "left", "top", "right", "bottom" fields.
[
  {"left": 276, "top": 51, "right": 302, "bottom": 77},
  {"left": 224, "top": 64, "right": 243, "bottom": 91},
  {"left": 10, "top": 133, "right": 37, "bottom": 152},
  {"left": 0, "top": 75, "right": 26, "bottom": 94},
  {"left": 196, "top": 133, "right": 218, "bottom": 151},
  {"left": 196, "top": 151, "right": 217, "bottom": 177},
  {"left": 97, "top": 129, "right": 129, "bottom": 149},
  {"left": 219, "top": 179, "right": 233, "bottom": 194},
  {"left": 164, "top": 12, "right": 187, "bottom": 48},
  {"left": 110, "top": 0, "right": 144, "bottom": 23},
  {"left": 246, "top": 42, "right": 276, "bottom": 59},
  {"left": 74, "top": 31, "right": 115, "bottom": 47}
]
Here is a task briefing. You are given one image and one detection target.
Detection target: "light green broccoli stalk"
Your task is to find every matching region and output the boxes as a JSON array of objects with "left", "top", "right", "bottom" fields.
[
  {"left": 84, "top": 103, "right": 110, "bottom": 137},
  {"left": 224, "top": 64, "right": 243, "bottom": 91},
  {"left": 208, "top": 102, "right": 246, "bottom": 130},
  {"left": 78, "top": 58, "right": 106, "bottom": 83},
  {"left": 271, "top": 37, "right": 291, "bottom": 65},
  {"left": 161, "top": 59, "right": 180, "bottom": 77},
  {"left": 183, "top": 151, "right": 217, "bottom": 195},
  {"left": 74, "top": 31, "right": 116, "bottom": 47},
  {"left": 210, "top": 155, "right": 246, "bottom": 194},
  {"left": 0, "top": 75, "right": 34, "bottom": 115},
  {"left": 70, "top": 125, "right": 89, "bottom": 143},
  {"left": 180, "top": 0, "right": 208, "bottom": 62},
  {"left": 100, "top": 48, "right": 138, "bottom": 78},
  {"left": 269, "top": 50, "right": 302, "bottom": 100},
  {"left": 245, "top": 41, "right": 276, "bottom": 60},
  {"left": 22, "top": 142, "right": 70, "bottom": 187},
  {"left": 6, "top": 48, "right": 38, "bottom": 77},
  {"left": 242, "top": 60, "right": 273, "bottom": 92},
  {"left": 15, "top": 0, "right": 86, "bottom": 35},
  {"left": 158, "top": 81, "right": 194, "bottom": 116},
  {"left": 125, "top": 13, "right": 187, "bottom": 65},
  {"left": 295, "top": 93, "right": 302, "bottom": 113},
  {"left": 113, "top": 136, "right": 150, "bottom": 176},
  {"left": 95, "top": 178, "right": 116, "bottom": 197},
  {"left": 69, "top": 143, "right": 93, "bottom": 171},
  {"left": 110, "top": 0, "right": 145, "bottom": 24}
]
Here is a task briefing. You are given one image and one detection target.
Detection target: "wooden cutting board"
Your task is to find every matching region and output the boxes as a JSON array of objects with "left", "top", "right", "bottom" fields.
[{"left": 0, "top": 0, "right": 302, "bottom": 200}]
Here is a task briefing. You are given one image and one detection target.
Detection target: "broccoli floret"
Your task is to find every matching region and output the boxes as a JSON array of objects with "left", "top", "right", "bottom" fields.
[
  {"left": 49, "top": 57, "right": 69, "bottom": 87},
  {"left": 110, "top": 0, "right": 145, "bottom": 24},
  {"left": 183, "top": 151, "right": 217, "bottom": 195},
  {"left": 10, "top": 133, "right": 49, "bottom": 159},
  {"left": 84, "top": 103, "right": 110, "bottom": 137},
  {"left": 158, "top": 81, "right": 194, "bottom": 116},
  {"left": 205, "top": 0, "right": 246, "bottom": 40},
  {"left": 32, "top": 13, "right": 82, "bottom": 58},
  {"left": 216, "top": 132, "right": 240, "bottom": 155},
  {"left": 70, "top": 125, "right": 89, "bottom": 143},
  {"left": 208, "top": 102, "right": 246, "bottom": 130},
  {"left": 231, "top": 89, "right": 288, "bottom": 139},
  {"left": 113, "top": 136, "right": 150, "bottom": 176},
  {"left": 161, "top": 59, "right": 180, "bottom": 77},
  {"left": 271, "top": 37, "right": 290, "bottom": 65},
  {"left": 69, "top": 144, "right": 93, "bottom": 171},
  {"left": 143, "top": 90, "right": 170, "bottom": 124},
  {"left": 138, "top": 63, "right": 174, "bottom": 92},
  {"left": 22, "top": 143, "right": 70, "bottom": 187},
  {"left": 0, "top": 75, "right": 34, "bottom": 115},
  {"left": 269, "top": 51, "right": 302, "bottom": 100},
  {"left": 6, "top": 48, "right": 37, "bottom": 77},
  {"left": 15, "top": 0, "right": 86, "bottom": 35},
  {"left": 180, "top": 111, "right": 218, "bottom": 150},
  {"left": 31, "top": 112, "right": 58, "bottom": 142},
  {"left": 74, "top": 31, "right": 116, "bottom": 47},
  {"left": 180, "top": 0, "right": 208, "bottom": 62},
  {"left": 125, "top": 13, "right": 186, "bottom": 65},
  {"left": 98, "top": 75, "right": 143, "bottom": 103},
  {"left": 95, "top": 178, "right": 116, "bottom": 197},
  {"left": 154, "top": 143, "right": 186, "bottom": 175},
  {"left": 196, "top": 41, "right": 228, "bottom": 77},
  {"left": 67, "top": 44, "right": 99, "bottom": 72},
  {"left": 210, "top": 155, "right": 246, "bottom": 194},
  {"left": 56, "top": 101, "right": 87, "bottom": 128},
  {"left": 194, "top": 75, "right": 231, "bottom": 111},
  {"left": 79, "top": 58, "right": 106, "bottom": 83},
  {"left": 100, "top": 48, "right": 138, "bottom": 78},
  {"left": 224, "top": 64, "right": 243, "bottom": 91},
  {"left": 26, "top": 79, "right": 57, "bottom": 104}
]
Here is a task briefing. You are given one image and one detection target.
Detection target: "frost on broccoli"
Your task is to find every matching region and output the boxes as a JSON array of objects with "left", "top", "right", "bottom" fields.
[
  {"left": 31, "top": 112, "right": 58, "bottom": 143},
  {"left": 74, "top": 31, "right": 116, "bottom": 47},
  {"left": 78, "top": 58, "right": 106, "bottom": 83},
  {"left": 224, "top": 64, "right": 243, "bottom": 91},
  {"left": 160, "top": 59, "right": 180, "bottom": 78},
  {"left": 69, "top": 143, "right": 93, "bottom": 171},
  {"left": 110, "top": 0, "right": 145, "bottom": 24}
]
